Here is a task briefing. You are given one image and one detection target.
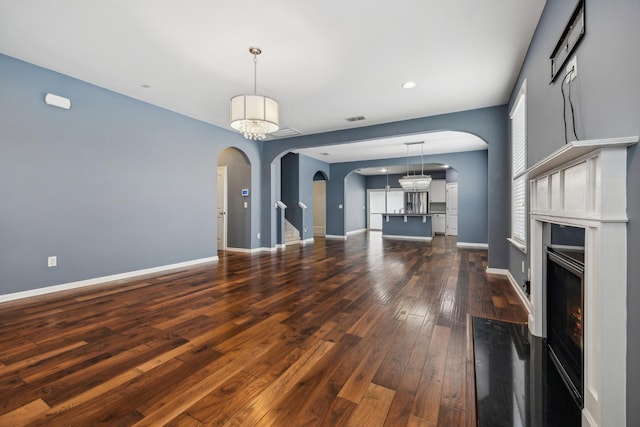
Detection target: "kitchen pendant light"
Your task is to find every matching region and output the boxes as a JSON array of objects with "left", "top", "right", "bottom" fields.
[
  {"left": 399, "top": 142, "right": 432, "bottom": 192},
  {"left": 230, "top": 47, "right": 280, "bottom": 140}
]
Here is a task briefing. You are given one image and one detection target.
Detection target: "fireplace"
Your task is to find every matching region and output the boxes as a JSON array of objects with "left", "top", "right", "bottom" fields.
[
  {"left": 546, "top": 245, "right": 584, "bottom": 407},
  {"left": 523, "top": 136, "right": 637, "bottom": 427}
]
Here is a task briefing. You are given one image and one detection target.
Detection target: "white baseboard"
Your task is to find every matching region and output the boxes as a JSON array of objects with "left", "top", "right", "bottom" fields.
[
  {"left": 382, "top": 235, "right": 432, "bottom": 242},
  {"left": 225, "top": 247, "right": 265, "bottom": 254},
  {"left": 486, "top": 267, "right": 533, "bottom": 315},
  {"left": 0, "top": 256, "right": 219, "bottom": 303},
  {"left": 276, "top": 243, "right": 286, "bottom": 249},
  {"left": 325, "top": 235, "right": 347, "bottom": 240},
  {"left": 346, "top": 228, "right": 367, "bottom": 235},
  {"left": 301, "top": 237, "right": 315, "bottom": 245},
  {"left": 456, "top": 242, "right": 489, "bottom": 250}
]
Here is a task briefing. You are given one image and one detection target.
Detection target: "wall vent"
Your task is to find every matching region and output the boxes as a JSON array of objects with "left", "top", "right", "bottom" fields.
[
  {"left": 269, "top": 127, "right": 302, "bottom": 138},
  {"left": 345, "top": 115, "right": 366, "bottom": 122}
]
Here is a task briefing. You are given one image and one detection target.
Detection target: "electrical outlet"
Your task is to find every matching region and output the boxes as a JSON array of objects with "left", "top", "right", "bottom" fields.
[
  {"left": 565, "top": 56, "right": 578, "bottom": 81},
  {"left": 47, "top": 256, "right": 57, "bottom": 267},
  {"left": 521, "top": 260, "right": 525, "bottom": 273},
  {"left": 257, "top": 232, "right": 261, "bottom": 239}
]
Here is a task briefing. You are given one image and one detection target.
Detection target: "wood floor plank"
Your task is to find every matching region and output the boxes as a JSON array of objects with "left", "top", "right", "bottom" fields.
[
  {"left": 346, "top": 383, "right": 395, "bottom": 426},
  {"left": 0, "top": 340, "right": 87, "bottom": 377},
  {"left": 0, "top": 234, "right": 527, "bottom": 425},
  {"left": 411, "top": 325, "right": 452, "bottom": 423},
  {"left": 440, "top": 320, "right": 467, "bottom": 411},
  {"left": 0, "top": 398, "right": 50, "bottom": 426},
  {"left": 223, "top": 339, "right": 335, "bottom": 426}
]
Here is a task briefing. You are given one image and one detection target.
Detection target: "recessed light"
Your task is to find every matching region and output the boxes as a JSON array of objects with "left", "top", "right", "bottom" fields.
[
  {"left": 381, "top": 168, "right": 388, "bottom": 173},
  {"left": 402, "top": 81, "right": 417, "bottom": 89}
]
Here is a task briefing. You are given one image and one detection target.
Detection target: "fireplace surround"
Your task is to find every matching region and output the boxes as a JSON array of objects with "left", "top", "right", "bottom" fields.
[{"left": 523, "top": 136, "right": 638, "bottom": 427}]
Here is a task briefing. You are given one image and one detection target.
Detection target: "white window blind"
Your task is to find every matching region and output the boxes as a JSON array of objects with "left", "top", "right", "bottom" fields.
[
  {"left": 512, "top": 176, "right": 526, "bottom": 242},
  {"left": 510, "top": 82, "right": 527, "bottom": 244}
]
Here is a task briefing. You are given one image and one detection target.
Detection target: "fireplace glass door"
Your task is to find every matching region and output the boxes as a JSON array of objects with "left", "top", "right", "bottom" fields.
[{"left": 546, "top": 247, "right": 584, "bottom": 407}]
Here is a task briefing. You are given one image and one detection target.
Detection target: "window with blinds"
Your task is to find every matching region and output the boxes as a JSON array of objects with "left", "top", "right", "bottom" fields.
[{"left": 510, "top": 81, "right": 527, "bottom": 245}]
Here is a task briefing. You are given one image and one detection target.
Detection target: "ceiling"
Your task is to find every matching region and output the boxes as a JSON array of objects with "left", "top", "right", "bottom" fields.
[
  {"left": 0, "top": 0, "right": 546, "bottom": 144},
  {"left": 294, "top": 131, "right": 487, "bottom": 164}
]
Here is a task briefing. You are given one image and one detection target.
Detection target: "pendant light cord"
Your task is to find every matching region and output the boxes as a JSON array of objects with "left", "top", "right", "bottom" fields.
[{"left": 253, "top": 53, "right": 258, "bottom": 95}]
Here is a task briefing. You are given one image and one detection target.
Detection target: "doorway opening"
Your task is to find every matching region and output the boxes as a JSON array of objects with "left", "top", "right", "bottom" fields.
[
  {"left": 218, "top": 147, "right": 252, "bottom": 251},
  {"left": 313, "top": 171, "right": 327, "bottom": 236}
]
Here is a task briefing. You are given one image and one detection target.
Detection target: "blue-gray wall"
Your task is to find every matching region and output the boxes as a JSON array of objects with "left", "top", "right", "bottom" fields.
[
  {"left": 506, "top": 1, "right": 640, "bottom": 423},
  {"left": 280, "top": 152, "right": 300, "bottom": 230},
  {"left": 261, "top": 106, "right": 508, "bottom": 267},
  {"left": 551, "top": 224, "right": 585, "bottom": 247},
  {"left": 218, "top": 148, "right": 252, "bottom": 249},
  {"left": 446, "top": 167, "right": 459, "bottom": 183},
  {"left": 365, "top": 173, "right": 404, "bottom": 190},
  {"left": 0, "top": 54, "right": 262, "bottom": 295},
  {"left": 345, "top": 173, "right": 366, "bottom": 233}
]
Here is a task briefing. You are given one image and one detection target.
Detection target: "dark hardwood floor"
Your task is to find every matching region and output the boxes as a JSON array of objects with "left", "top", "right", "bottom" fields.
[{"left": 0, "top": 233, "right": 527, "bottom": 426}]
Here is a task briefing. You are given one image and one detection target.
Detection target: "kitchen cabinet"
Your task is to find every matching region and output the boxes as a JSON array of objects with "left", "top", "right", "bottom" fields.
[
  {"left": 432, "top": 213, "right": 446, "bottom": 234},
  {"left": 430, "top": 180, "right": 446, "bottom": 203}
]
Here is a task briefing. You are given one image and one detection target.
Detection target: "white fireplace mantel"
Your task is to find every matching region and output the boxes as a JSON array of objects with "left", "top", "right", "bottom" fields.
[{"left": 527, "top": 136, "right": 638, "bottom": 427}]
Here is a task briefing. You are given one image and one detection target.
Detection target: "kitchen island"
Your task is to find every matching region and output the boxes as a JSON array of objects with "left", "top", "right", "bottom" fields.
[{"left": 381, "top": 213, "right": 432, "bottom": 241}]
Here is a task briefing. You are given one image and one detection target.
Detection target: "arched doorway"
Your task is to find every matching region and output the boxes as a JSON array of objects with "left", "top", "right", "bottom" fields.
[
  {"left": 217, "top": 147, "right": 252, "bottom": 251},
  {"left": 313, "top": 171, "right": 327, "bottom": 236}
]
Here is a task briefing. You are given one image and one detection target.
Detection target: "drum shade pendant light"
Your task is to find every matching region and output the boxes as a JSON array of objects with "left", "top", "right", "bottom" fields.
[
  {"left": 230, "top": 47, "right": 280, "bottom": 140},
  {"left": 399, "top": 142, "right": 432, "bottom": 192}
]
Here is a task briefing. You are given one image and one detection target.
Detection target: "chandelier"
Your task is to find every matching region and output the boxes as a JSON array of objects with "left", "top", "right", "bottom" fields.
[
  {"left": 230, "top": 47, "right": 279, "bottom": 140},
  {"left": 399, "top": 142, "right": 432, "bottom": 192}
]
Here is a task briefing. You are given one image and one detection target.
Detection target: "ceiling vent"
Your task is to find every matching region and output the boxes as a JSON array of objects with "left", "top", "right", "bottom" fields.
[
  {"left": 320, "top": 152, "right": 332, "bottom": 156},
  {"left": 345, "top": 115, "right": 366, "bottom": 122},
  {"left": 269, "top": 127, "right": 302, "bottom": 138}
]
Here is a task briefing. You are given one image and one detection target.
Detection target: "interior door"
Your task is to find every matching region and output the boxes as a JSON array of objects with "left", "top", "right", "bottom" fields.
[
  {"left": 446, "top": 182, "right": 458, "bottom": 236},
  {"left": 217, "top": 166, "right": 227, "bottom": 250},
  {"left": 368, "top": 190, "right": 385, "bottom": 230}
]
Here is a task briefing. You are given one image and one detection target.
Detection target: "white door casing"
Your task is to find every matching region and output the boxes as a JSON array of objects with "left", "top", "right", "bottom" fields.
[
  {"left": 217, "top": 166, "right": 227, "bottom": 250},
  {"left": 446, "top": 182, "right": 458, "bottom": 236}
]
